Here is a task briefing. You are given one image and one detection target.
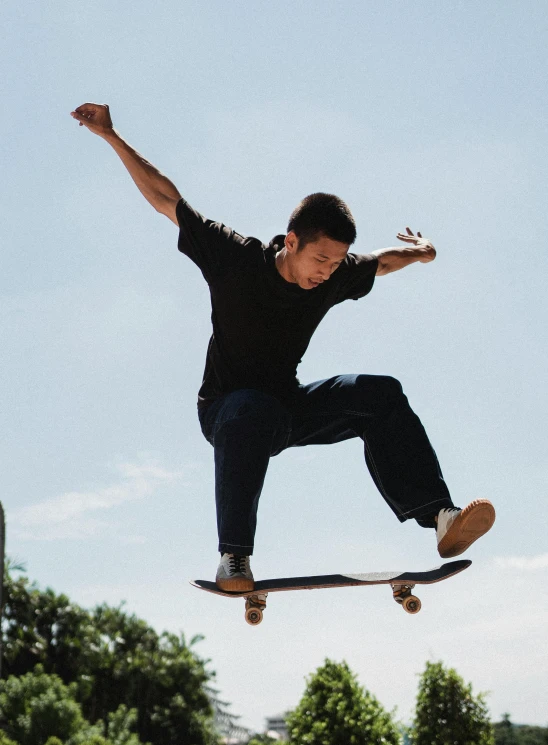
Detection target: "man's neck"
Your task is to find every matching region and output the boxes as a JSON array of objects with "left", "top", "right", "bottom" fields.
[{"left": 275, "top": 248, "right": 292, "bottom": 283}]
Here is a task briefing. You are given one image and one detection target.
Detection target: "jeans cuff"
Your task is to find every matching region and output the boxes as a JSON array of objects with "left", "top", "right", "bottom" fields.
[
  {"left": 219, "top": 543, "right": 254, "bottom": 556},
  {"left": 402, "top": 498, "right": 454, "bottom": 528}
]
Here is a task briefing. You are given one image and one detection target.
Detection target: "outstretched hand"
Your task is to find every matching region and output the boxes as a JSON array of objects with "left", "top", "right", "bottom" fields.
[
  {"left": 70, "top": 103, "right": 114, "bottom": 137},
  {"left": 397, "top": 227, "right": 436, "bottom": 263}
]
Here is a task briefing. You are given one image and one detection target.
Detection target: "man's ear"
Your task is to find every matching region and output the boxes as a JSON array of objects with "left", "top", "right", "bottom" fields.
[{"left": 285, "top": 231, "right": 299, "bottom": 254}]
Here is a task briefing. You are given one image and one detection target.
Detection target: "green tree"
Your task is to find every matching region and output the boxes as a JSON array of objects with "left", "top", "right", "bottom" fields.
[
  {"left": 0, "top": 666, "right": 143, "bottom": 745},
  {"left": 513, "top": 726, "right": 548, "bottom": 745},
  {"left": 410, "top": 661, "right": 493, "bottom": 745},
  {"left": 2, "top": 571, "right": 218, "bottom": 745},
  {"left": 286, "top": 658, "right": 401, "bottom": 745},
  {"left": 493, "top": 714, "right": 548, "bottom": 745},
  {"left": 0, "top": 667, "right": 88, "bottom": 745},
  {"left": 2, "top": 573, "right": 101, "bottom": 684},
  {"left": 493, "top": 714, "right": 518, "bottom": 745}
]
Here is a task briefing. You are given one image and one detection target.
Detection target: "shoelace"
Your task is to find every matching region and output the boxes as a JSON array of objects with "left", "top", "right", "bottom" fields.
[
  {"left": 229, "top": 554, "right": 247, "bottom": 575},
  {"left": 442, "top": 507, "right": 461, "bottom": 517}
]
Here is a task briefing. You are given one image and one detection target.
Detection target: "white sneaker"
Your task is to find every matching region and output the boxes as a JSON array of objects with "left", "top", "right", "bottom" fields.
[
  {"left": 436, "top": 500, "right": 496, "bottom": 558},
  {"left": 216, "top": 553, "right": 254, "bottom": 592}
]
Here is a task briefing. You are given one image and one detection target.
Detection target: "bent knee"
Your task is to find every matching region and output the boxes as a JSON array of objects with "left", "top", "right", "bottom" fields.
[
  {"left": 355, "top": 374, "right": 403, "bottom": 395},
  {"left": 355, "top": 374, "right": 405, "bottom": 412}
]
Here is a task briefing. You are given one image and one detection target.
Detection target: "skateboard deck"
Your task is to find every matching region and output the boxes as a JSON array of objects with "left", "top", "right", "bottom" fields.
[{"left": 191, "top": 559, "right": 471, "bottom": 625}]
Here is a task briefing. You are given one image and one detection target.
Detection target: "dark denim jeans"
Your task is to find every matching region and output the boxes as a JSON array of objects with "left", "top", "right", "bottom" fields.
[{"left": 198, "top": 374, "right": 453, "bottom": 555}]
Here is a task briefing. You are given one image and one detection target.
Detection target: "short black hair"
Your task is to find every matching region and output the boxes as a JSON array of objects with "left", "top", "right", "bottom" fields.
[{"left": 287, "top": 193, "right": 357, "bottom": 249}]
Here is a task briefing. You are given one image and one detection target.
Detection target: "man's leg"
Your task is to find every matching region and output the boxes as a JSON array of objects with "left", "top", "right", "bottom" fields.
[
  {"left": 199, "top": 389, "right": 291, "bottom": 587},
  {"left": 289, "top": 374, "right": 451, "bottom": 522},
  {"left": 288, "top": 375, "right": 494, "bottom": 554}
]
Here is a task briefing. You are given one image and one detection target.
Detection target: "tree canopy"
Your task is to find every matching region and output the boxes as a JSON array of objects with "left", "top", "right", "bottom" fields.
[
  {"left": 411, "top": 660, "right": 493, "bottom": 745},
  {"left": 0, "top": 666, "right": 142, "bottom": 745},
  {"left": 285, "top": 658, "right": 401, "bottom": 745},
  {"left": 493, "top": 714, "right": 548, "bottom": 745},
  {"left": 1, "top": 570, "right": 218, "bottom": 745}
]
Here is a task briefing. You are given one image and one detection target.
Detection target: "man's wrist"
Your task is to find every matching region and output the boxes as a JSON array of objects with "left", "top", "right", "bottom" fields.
[{"left": 101, "top": 128, "right": 122, "bottom": 145}]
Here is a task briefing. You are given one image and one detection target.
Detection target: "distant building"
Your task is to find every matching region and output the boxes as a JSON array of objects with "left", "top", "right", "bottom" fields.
[{"left": 265, "top": 713, "right": 289, "bottom": 741}]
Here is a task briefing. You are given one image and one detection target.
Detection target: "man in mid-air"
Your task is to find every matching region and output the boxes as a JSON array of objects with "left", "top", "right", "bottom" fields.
[{"left": 71, "top": 102, "right": 495, "bottom": 592}]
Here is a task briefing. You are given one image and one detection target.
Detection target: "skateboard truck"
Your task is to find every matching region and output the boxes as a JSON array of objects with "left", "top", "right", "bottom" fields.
[
  {"left": 244, "top": 593, "right": 268, "bottom": 625},
  {"left": 391, "top": 583, "right": 422, "bottom": 614}
]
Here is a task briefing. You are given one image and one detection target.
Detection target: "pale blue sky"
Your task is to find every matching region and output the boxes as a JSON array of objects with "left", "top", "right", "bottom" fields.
[{"left": 2, "top": 0, "right": 547, "bottom": 733}]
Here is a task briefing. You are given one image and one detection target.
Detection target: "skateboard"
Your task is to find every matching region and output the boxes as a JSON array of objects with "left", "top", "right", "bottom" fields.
[{"left": 191, "top": 559, "right": 471, "bottom": 625}]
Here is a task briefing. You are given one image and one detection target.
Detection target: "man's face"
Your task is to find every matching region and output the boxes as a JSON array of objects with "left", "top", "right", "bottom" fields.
[{"left": 283, "top": 232, "right": 349, "bottom": 290}]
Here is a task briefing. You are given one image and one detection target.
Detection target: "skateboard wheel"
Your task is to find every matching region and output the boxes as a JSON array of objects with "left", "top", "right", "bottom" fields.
[
  {"left": 402, "top": 595, "right": 421, "bottom": 614},
  {"left": 245, "top": 606, "right": 263, "bottom": 626}
]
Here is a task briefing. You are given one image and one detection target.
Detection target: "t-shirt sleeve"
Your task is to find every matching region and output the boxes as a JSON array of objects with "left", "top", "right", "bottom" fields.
[
  {"left": 334, "top": 252, "right": 379, "bottom": 303},
  {"left": 176, "top": 198, "right": 247, "bottom": 282}
]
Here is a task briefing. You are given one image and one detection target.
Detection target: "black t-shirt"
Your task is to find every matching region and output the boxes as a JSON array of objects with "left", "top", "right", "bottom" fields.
[{"left": 176, "top": 198, "right": 378, "bottom": 408}]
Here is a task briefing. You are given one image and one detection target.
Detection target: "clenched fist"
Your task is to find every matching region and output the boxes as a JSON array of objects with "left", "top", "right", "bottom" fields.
[{"left": 70, "top": 103, "right": 114, "bottom": 138}]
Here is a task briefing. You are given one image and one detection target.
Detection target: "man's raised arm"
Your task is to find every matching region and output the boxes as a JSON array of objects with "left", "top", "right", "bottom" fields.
[
  {"left": 70, "top": 103, "right": 181, "bottom": 226},
  {"left": 372, "top": 228, "right": 437, "bottom": 276}
]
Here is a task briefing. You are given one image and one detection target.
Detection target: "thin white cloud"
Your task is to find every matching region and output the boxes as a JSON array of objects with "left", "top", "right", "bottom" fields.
[
  {"left": 494, "top": 553, "right": 548, "bottom": 570},
  {"left": 12, "top": 462, "right": 184, "bottom": 541}
]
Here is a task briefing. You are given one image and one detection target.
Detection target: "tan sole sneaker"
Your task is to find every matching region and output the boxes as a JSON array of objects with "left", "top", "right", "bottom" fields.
[
  {"left": 216, "top": 576, "right": 254, "bottom": 592},
  {"left": 216, "top": 553, "right": 254, "bottom": 592},
  {"left": 437, "top": 499, "right": 496, "bottom": 558}
]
